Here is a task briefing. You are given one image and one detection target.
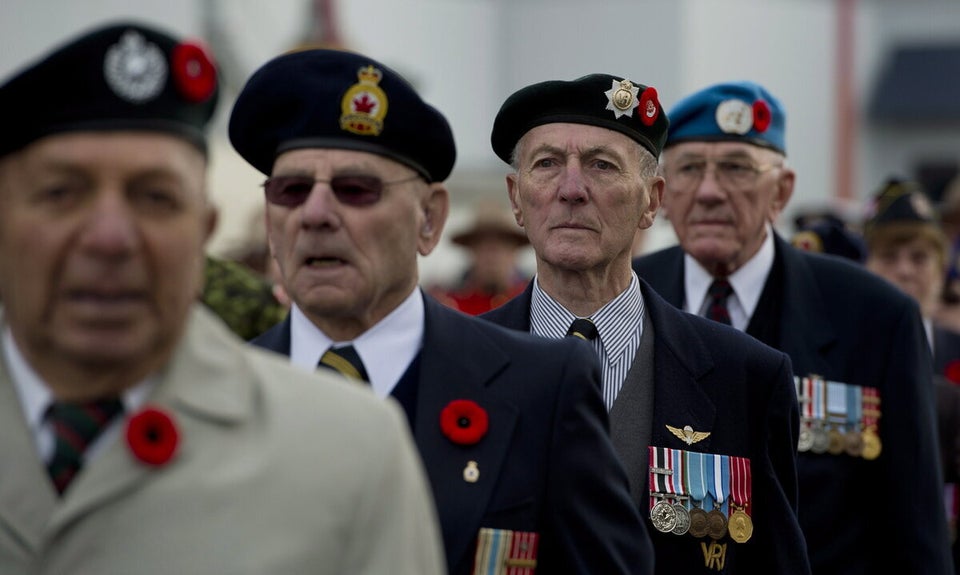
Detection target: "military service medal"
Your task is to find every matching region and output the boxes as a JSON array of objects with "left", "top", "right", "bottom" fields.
[
  {"left": 648, "top": 447, "right": 678, "bottom": 533},
  {"left": 728, "top": 456, "right": 753, "bottom": 543}
]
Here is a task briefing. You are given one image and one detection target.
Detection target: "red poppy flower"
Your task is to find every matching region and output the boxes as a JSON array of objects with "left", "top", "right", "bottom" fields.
[
  {"left": 126, "top": 406, "right": 179, "bottom": 466},
  {"left": 171, "top": 41, "right": 217, "bottom": 103},
  {"left": 752, "top": 100, "right": 771, "bottom": 133},
  {"left": 639, "top": 87, "right": 660, "bottom": 127},
  {"left": 440, "top": 399, "right": 489, "bottom": 445},
  {"left": 946, "top": 360, "right": 960, "bottom": 385}
]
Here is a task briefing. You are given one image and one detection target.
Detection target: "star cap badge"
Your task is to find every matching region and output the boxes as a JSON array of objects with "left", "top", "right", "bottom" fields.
[
  {"left": 666, "top": 424, "right": 711, "bottom": 446},
  {"left": 604, "top": 78, "right": 640, "bottom": 119}
]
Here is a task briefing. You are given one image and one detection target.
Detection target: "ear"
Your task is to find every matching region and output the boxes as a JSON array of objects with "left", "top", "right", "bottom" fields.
[
  {"left": 417, "top": 183, "right": 449, "bottom": 256},
  {"left": 506, "top": 173, "right": 525, "bottom": 227},
  {"left": 203, "top": 204, "right": 219, "bottom": 245},
  {"left": 769, "top": 166, "right": 796, "bottom": 222},
  {"left": 639, "top": 176, "right": 664, "bottom": 230}
]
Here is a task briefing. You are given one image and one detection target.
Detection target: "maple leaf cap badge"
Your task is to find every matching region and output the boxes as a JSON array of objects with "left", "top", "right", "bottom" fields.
[{"left": 340, "top": 65, "right": 388, "bottom": 136}]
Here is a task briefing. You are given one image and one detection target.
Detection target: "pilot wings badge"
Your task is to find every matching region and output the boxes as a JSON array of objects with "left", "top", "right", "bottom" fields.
[{"left": 666, "top": 424, "right": 710, "bottom": 446}]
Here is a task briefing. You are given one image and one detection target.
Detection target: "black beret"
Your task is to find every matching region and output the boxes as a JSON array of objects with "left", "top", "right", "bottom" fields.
[
  {"left": 864, "top": 177, "right": 937, "bottom": 229},
  {"left": 0, "top": 21, "right": 219, "bottom": 158},
  {"left": 229, "top": 49, "right": 455, "bottom": 182},
  {"left": 491, "top": 73, "right": 669, "bottom": 164},
  {"left": 791, "top": 219, "right": 866, "bottom": 262}
]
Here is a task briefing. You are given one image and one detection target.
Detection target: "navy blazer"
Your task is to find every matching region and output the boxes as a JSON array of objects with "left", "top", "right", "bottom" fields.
[
  {"left": 482, "top": 277, "right": 810, "bottom": 575},
  {"left": 252, "top": 294, "right": 653, "bottom": 575},
  {"left": 634, "top": 234, "right": 953, "bottom": 575}
]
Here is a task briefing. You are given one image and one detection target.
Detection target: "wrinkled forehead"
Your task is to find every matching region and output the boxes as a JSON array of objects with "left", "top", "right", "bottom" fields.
[
  {"left": 518, "top": 122, "right": 643, "bottom": 157},
  {"left": 272, "top": 146, "right": 418, "bottom": 178},
  {"left": 663, "top": 140, "right": 781, "bottom": 162},
  {"left": 2, "top": 130, "right": 207, "bottom": 177}
]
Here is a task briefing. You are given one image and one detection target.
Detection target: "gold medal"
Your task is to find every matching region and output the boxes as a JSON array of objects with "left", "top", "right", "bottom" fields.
[
  {"left": 861, "top": 428, "right": 882, "bottom": 460},
  {"left": 728, "top": 508, "right": 753, "bottom": 543}
]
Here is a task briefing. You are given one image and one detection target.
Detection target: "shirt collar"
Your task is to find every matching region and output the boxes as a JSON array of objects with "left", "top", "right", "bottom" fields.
[
  {"left": 289, "top": 288, "right": 424, "bottom": 398},
  {"left": 684, "top": 223, "right": 775, "bottom": 319},
  {"left": 530, "top": 272, "right": 644, "bottom": 362},
  {"left": 4, "top": 326, "right": 156, "bottom": 434}
]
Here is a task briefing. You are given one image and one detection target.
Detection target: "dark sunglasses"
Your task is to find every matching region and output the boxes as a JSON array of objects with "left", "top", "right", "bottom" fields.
[{"left": 262, "top": 174, "right": 422, "bottom": 207}]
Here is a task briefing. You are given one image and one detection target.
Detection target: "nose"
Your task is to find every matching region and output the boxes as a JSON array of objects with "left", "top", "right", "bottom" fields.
[
  {"left": 693, "top": 163, "right": 727, "bottom": 203},
  {"left": 77, "top": 190, "right": 139, "bottom": 257},
  {"left": 299, "top": 182, "right": 342, "bottom": 230},
  {"left": 558, "top": 161, "right": 588, "bottom": 204}
]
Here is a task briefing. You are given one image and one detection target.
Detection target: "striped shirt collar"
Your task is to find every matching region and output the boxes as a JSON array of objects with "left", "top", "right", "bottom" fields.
[{"left": 530, "top": 272, "right": 645, "bottom": 362}]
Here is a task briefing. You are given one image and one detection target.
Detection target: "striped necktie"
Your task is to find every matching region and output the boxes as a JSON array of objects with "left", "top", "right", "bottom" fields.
[
  {"left": 566, "top": 318, "right": 599, "bottom": 341},
  {"left": 706, "top": 279, "right": 734, "bottom": 325},
  {"left": 46, "top": 398, "right": 124, "bottom": 495},
  {"left": 318, "top": 344, "right": 370, "bottom": 383}
]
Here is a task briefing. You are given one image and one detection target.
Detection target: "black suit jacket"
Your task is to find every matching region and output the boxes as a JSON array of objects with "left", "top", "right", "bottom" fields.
[
  {"left": 482, "top": 278, "right": 810, "bottom": 575},
  {"left": 634, "top": 235, "right": 953, "bottom": 575},
  {"left": 252, "top": 293, "right": 654, "bottom": 575}
]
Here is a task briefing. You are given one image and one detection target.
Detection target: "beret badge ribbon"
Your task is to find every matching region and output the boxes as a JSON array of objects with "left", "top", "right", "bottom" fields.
[{"left": 340, "top": 65, "right": 388, "bottom": 136}]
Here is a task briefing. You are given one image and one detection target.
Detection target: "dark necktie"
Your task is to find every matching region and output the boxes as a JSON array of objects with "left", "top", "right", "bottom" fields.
[
  {"left": 706, "top": 279, "right": 734, "bottom": 325},
  {"left": 566, "top": 318, "right": 599, "bottom": 341},
  {"left": 318, "top": 344, "right": 370, "bottom": 383},
  {"left": 46, "top": 397, "right": 124, "bottom": 495}
]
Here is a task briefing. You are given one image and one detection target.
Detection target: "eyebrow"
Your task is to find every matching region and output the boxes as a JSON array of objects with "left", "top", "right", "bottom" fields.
[{"left": 526, "top": 143, "right": 626, "bottom": 161}]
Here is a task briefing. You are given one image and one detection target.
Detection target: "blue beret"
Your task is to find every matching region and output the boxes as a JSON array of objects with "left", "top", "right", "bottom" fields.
[
  {"left": 864, "top": 177, "right": 937, "bottom": 228},
  {"left": 0, "top": 21, "right": 219, "bottom": 157},
  {"left": 229, "top": 49, "right": 455, "bottom": 182},
  {"left": 666, "top": 81, "right": 786, "bottom": 154},
  {"left": 491, "top": 73, "right": 669, "bottom": 164}
]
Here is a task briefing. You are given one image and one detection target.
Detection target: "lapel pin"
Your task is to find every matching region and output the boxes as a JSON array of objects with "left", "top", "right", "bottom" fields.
[
  {"left": 666, "top": 424, "right": 711, "bottom": 446},
  {"left": 463, "top": 460, "right": 479, "bottom": 483}
]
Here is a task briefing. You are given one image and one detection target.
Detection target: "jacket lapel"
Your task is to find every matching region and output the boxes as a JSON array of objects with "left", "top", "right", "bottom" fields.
[
  {"left": 0, "top": 358, "right": 57, "bottom": 553},
  {"left": 642, "top": 282, "right": 718, "bottom": 455},
  {"left": 414, "top": 295, "right": 520, "bottom": 568},
  {"left": 774, "top": 236, "right": 837, "bottom": 376},
  {"left": 46, "top": 305, "right": 255, "bottom": 536}
]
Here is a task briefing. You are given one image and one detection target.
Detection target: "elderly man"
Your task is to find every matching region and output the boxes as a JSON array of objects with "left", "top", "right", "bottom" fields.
[
  {"left": 481, "top": 74, "right": 810, "bottom": 574},
  {"left": 230, "top": 49, "right": 653, "bottom": 575},
  {"left": 633, "top": 81, "right": 953, "bottom": 574},
  {"left": 0, "top": 22, "right": 444, "bottom": 574}
]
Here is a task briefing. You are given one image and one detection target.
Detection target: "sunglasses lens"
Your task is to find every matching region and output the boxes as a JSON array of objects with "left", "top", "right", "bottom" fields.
[
  {"left": 264, "top": 176, "right": 314, "bottom": 207},
  {"left": 330, "top": 176, "right": 383, "bottom": 206}
]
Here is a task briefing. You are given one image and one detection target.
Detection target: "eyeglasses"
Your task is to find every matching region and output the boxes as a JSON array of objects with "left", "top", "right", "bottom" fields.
[
  {"left": 664, "top": 157, "right": 782, "bottom": 191},
  {"left": 262, "top": 174, "right": 422, "bottom": 207}
]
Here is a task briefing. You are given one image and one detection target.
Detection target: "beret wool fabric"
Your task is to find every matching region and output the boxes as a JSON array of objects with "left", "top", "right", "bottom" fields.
[
  {"left": 491, "top": 73, "right": 669, "bottom": 165},
  {"left": 0, "top": 21, "right": 219, "bottom": 157},
  {"left": 665, "top": 80, "right": 786, "bottom": 154},
  {"left": 229, "top": 49, "right": 456, "bottom": 182}
]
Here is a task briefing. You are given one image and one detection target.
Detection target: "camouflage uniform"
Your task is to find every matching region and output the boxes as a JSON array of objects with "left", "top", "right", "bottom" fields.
[{"left": 201, "top": 256, "right": 287, "bottom": 340}]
